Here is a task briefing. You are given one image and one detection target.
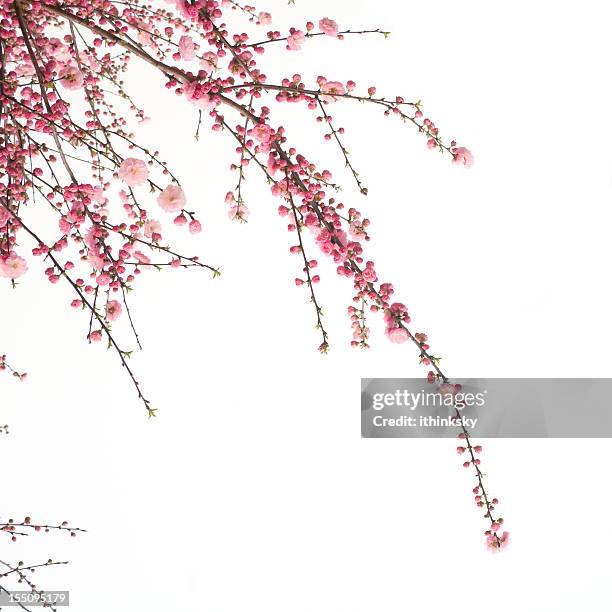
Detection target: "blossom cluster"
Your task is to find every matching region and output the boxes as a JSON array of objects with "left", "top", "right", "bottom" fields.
[{"left": 0, "top": 0, "right": 503, "bottom": 549}]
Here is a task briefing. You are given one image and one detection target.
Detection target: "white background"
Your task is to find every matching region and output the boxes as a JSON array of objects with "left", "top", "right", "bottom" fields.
[{"left": 3, "top": 0, "right": 612, "bottom": 609}]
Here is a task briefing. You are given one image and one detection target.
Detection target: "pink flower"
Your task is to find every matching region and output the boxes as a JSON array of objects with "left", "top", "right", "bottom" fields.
[
  {"left": 349, "top": 222, "right": 365, "bottom": 240},
  {"left": 87, "top": 251, "right": 105, "bottom": 270},
  {"left": 228, "top": 203, "right": 249, "bottom": 221},
  {"left": 361, "top": 266, "right": 377, "bottom": 283},
  {"left": 183, "top": 82, "right": 216, "bottom": 111},
  {"left": 58, "top": 65, "right": 84, "bottom": 90},
  {"left": 105, "top": 300, "right": 122, "bottom": 321},
  {"left": 137, "top": 26, "right": 153, "bottom": 47},
  {"left": 258, "top": 11, "right": 272, "bottom": 25},
  {"left": 144, "top": 219, "right": 162, "bottom": 239},
  {"left": 89, "top": 330, "right": 102, "bottom": 342},
  {"left": 384, "top": 302, "right": 409, "bottom": 326},
  {"left": 179, "top": 35, "right": 196, "bottom": 60},
  {"left": 82, "top": 51, "right": 100, "bottom": 71},
  {"left": 0, "top": 206, "right": 10, "bottom": 228},
  {"left": 250, "top": 123, "right": 274, "bottom": 146},
  {"left": 486, "top": 531, "right": 510, "bottom": 552},
  {"left": 319, "top": 18, "right": 338, "bottom": 37},
  {"left": 92, "top": 187, "right": 107, "bottom": 205},
  {"left": 438, "top": 382, "right": 458, "bottom": 397},
  {"left": 200, "top": 52, "right": 218, "bottom": 72},
  {"left": 47, "top": 38, "right": 72, "bottom": 63},
  {"left": 118, "top": 158, "right": 148, "bottom": 186},
  {"left": 385, "top": 326, "right": 409, "bottom": 344},
  {"left": 0, "top": 254, "right": 28, "bottom": 279},
  {"left": 189, "top": 219, "right": 202, "bottom": 234},
  {"left": 157, "top": 184, "right": 186, "bottom": 213},
  {"left": 320, "top": 80, "right": 346, "bottom": 102},
  {"left": 452, "top": 147, "right": 474, "bottom": 168},
  {"left": 133, "top": 250, "right": 151, "bottom": 265},
  {"left": 287, "top": 30, "right": 305, "bottom": 51}
]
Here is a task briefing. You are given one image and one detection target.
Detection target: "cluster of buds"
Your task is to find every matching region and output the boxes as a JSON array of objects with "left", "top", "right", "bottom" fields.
[
  {"left": 0, "top": 355, "right": 26, "bottom": 381},
  {"left": 1, "top": 517, "right": 85, "bottom": 543}
]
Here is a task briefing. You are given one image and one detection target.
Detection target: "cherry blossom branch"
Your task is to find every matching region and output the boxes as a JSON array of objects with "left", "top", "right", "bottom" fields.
[
  {"left": 1, "top": 517, "right": 85, "bottom": 542},
  {"left": 316, "top": 98, "right": 366, "bottom": 195},
  {"left": 0, "top": 201, "right": 157, "bottom": 415},
  {"left": 243, "top": 28, "right": 391, "bottom": 49},
  {"left": 0, "top": 0, "right": 500, "bottom": 551},
  {"left": 0, "top": 355, "right": 26, "bottom": 381},
  {"left": 284, "top": 171, "right": 328, "bottom": 351}
]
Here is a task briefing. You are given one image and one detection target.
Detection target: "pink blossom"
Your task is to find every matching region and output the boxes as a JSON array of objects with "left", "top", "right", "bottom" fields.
[
  {"left": 144, "top": 219, "right": 162, "bottom": 239},
  {"left": 87, "top": 251, "right": 105, "bottom": 270},
  {"left": 189, "top": 219, "right": 202, "bottom": 234},
  {"left": 183, "top": 82, "right": 216, "bottom": 111},
  {"left": 349, "top": 222, "right": 366, "bottom": 240},
  {"left": 320, "top": 80, "right": 346, "bottom": 102},
  {"left": 251, "top": 123, "right": 274, "bottom": 145},
  {"left": 258, "top": 11, "right": 272, "bottom": 25},
  {"left": 47, "top": 38, "right": 72, "bottom": 63},
  {"left": 200, "top": 52, "right": 218, "bottom": 72},
  {"left": 105, "top": 300, "right": 122, "bottom": 321},
  {"left": 0, "top": 206, "right": 10, "bottom": 228},
  {"left": 58, "top": 65, "right": 84, "bottom": 90},
  {"left": 361, "top": 266, "right": 377, "bottom": 283},
  {"left": 157, "top": 184, "right": 186, "bottom": 213},
  {"left": 287, "top": 30, "right": 305, "bottom": 51},
  {"left": 452, "top": 147, "right": 474, "bottom": 168},
  {"left": 486, "top": 531, "right": 510, "bottom": 552},
  {"left": 15, "top": 62, "right": 34, "bottom": 79},
  {"left": 84, "top": 227, "right": 100, "bottom": 249},
  {"left": 438, "top": 382, "right": 459, "bottom": 397},
  {"left": 319, "top": 18, "right": 338, "bottom": 37},
  {"left": 82, "top": 51, "right": 100, "bottom": 71},
  {"left": 384, "top": 302, "right": 409, "bottom": 326},
  {"left": 137, "top": 26, "right": 153, "bottom": 47},
  {"left": 179, "top": 35, "right": 196, "bottom": 60},
  {"left": 89, "top": 330, "right": 103, "bottom": 342},
  {"left": 385, "top": 326, "right": 409, "bottom": 344},
  {"left": 133, "top": 251, "right": 151, "bottom": 265},
  {"left": 92, "top": 187, "right": 106, "bottom": 205},
  {"left": 118, "top": 158, "right": 148, "bottom": 186},
  {"left": 228, "top": 203, "right": 249, "bottom": 221},
  {"left": 0, "top": 254, "right": 28, "bottom": 279}
]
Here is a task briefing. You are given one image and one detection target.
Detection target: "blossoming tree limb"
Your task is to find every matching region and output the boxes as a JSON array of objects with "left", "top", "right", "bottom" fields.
[{"left": 0, "top": 0, "right": 508, "bottom": 549}]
